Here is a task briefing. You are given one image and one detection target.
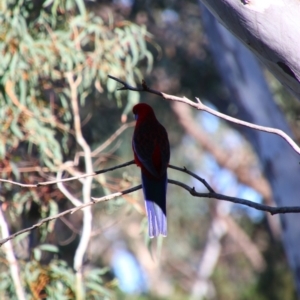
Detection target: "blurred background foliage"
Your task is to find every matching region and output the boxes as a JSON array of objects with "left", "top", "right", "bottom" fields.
[{"left": 0, "top": 0, "right": 298, "bottom": 299}]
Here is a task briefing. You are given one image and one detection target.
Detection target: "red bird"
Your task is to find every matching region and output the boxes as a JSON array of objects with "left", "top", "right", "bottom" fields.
[{"left": 132, "top": 103, "right": 170, "bottom": 237}]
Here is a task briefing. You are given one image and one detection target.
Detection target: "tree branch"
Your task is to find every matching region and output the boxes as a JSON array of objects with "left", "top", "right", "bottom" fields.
[
  {"left": 168, "top": 179, "right": 300, "bottom": 215},
  {"left": 73, "top": 121, "right": 135, "bottom": 166},
  {"left": 2, "top": 165, "right": 300, "bottom": 247},
  {"left": 0, "top": 186, "right": 140, "bottom": 246},
  {"left": 171, "top": 102, "right": 272, "bottom": 200},
  {"left": 0, "top": 160, "right": 135, "bottom": 187},
  {"left": 0, "top": 206, "right": 26, "bottom": 300},
  {"left": 66, "top": 72, "right": 94, "bottom": 300},
  {"left": 168, "top": 164, "right": 215, "bottom": 193},
  {"left": 108, "top": 75, "right": 300, "bottom": 156}
]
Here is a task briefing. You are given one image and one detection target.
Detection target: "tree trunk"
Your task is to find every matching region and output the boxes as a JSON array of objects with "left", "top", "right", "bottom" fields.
[
  {"left": 200, "top": 4, "right": 300, "bottom": 296},
  {"left": 199, "top": 0, "right": 300, "bottom": 101}
]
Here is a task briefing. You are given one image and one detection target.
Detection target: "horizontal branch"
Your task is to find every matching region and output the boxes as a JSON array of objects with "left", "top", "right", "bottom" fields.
[
  {"left": 2, "top": 169, "right": 300, "bottom": 246},
  {"left": 0, "top": 160, "right": 135, "bottom": 188},
  {"left": 168, "top": 180, "right": 300, "bottom": 215},
  {"left": 108, "top": 75, "right": 300, "bottom": 156}
]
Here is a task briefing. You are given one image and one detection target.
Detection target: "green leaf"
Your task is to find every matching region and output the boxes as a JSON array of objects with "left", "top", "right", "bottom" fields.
[
  {"left": 33, "top": 248, "right": 42, "bottom": 261},
  {"left": 0, "top": 139, "right": 5, "bottom": 158},
  {"left": 48, "top": 199, "right": 59, "bottom": 217},
  {"left": 10, "top": 119, "right": 24, "bottom": 139},
  {"left": 39, "top": 244, "right": 59, "bottom": 253},
  {"left": 9, "top": 53, "right": 19, "bottom": 79},
  {"left": 43, "top": 0, "right": 54, "bottom": 8},
  {"left": 85, "top": 281, "right": 112, "bottom": 297},
  {"left": 13, "top": 232, "right": 30, "bottom": 244},
  {"left": 107, "top": 78, "right": 117, "bottom": 93},
  {"left": 9, "top": 161, "right": 20, "bottom": 181},
  {"left": 75, "top": 0, "right": 86, "bottom": 16},
  {"left": 0, "top": 276, "right": 10, "bottom": 290},
  {"left": 128, "top": 35, "right": 138, "bottom": 66},
  {"left": 145, "top": 50, "right": 153, "bottom": 74},
  {"left": 86, "top": 266, "right": 109, "bottom": 278}
]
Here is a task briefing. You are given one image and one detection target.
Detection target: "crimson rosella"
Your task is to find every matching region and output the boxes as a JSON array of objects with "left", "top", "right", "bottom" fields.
[{"left": 132, "top": 103, "right": 170, "bottom": 237}]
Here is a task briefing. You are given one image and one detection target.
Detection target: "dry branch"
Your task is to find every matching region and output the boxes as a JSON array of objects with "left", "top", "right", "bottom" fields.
[
  {"left": 108, "top": 75, "right": 300, "bottom": 156},
  {"left": 0, "top": 160, "right": 135, "bottom": 187},
  {"left": 1, "top": 163, "right": 300, "bottom": 247}
]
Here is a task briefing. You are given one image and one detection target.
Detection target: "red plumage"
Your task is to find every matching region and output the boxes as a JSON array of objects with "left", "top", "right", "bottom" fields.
[{"left": 132, "top": 103, "right": 170, "bottom": 237}]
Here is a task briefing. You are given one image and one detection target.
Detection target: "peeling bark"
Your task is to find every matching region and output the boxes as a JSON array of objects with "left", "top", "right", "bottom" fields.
[{"left": 199, "top": 0, "right": 300, "bottom": 100}]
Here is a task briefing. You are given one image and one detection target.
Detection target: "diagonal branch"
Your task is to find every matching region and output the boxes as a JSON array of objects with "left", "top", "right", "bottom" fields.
[
  {"left": 0, "top": 185, "right": 140, "bottom": 246},
  {"left": 171, "top": 102, "right": 272, "bottom": 200},
  {"left": 73, "top": 121, "right": 135, "bottom": 166},
  {"left": 108, "top": 75, "right": 300, "bottom": 156},
  {"left": 169, "top": 164, "right": 215, "bottom": 193}
]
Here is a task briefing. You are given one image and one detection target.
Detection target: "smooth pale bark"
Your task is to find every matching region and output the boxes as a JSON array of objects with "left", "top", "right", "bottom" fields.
[
  {"left": 199, "top": 0, "right": 300, "bottom": 101},
  {"left": 201, "top": 5, "right": 300, "bottom": 296}
]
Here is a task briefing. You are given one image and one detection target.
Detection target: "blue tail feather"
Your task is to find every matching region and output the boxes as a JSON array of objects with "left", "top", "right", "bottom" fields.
[{"left": 141, "top": 171, "right": 167, "bottom": 237}]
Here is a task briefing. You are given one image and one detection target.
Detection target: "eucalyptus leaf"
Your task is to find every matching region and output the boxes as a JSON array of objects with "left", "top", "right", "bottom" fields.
[
  {"left": 33, "top": 248, "right": 42, "bottom": 262},
  {"left": 39, "top": 244, "right": 59, "bottom": 253}
]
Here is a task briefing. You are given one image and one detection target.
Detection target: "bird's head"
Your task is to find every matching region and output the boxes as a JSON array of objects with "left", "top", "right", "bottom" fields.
[{"left": 132, "top": 103, "right": 155, "bottom": 121}]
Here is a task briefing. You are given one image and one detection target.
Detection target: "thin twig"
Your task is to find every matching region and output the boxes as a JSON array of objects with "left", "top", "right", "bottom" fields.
[
  {"left": 91, "top": 122, "right": 135, "bottom": 157},
  {"left": 0, "top": 160, "right": 135, "bottom": 188},
  {"left": 169, "top": 164, "right": 215, "bottom": 193},
  {"left": 73, "top": 122, "right": 135, "bottom": 166},
  {"left": 108, "top": 75, "right": 300, "bottom": 156}
]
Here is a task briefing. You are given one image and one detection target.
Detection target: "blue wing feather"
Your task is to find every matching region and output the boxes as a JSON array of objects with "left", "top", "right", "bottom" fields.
[{"left": 141, "top": 171, "right": 167, "bottom": 237}]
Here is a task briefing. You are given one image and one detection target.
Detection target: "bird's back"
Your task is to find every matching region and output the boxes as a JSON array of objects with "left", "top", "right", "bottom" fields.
[{"left": 133, "top": 116, "right": 170, "bottom": 178}]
